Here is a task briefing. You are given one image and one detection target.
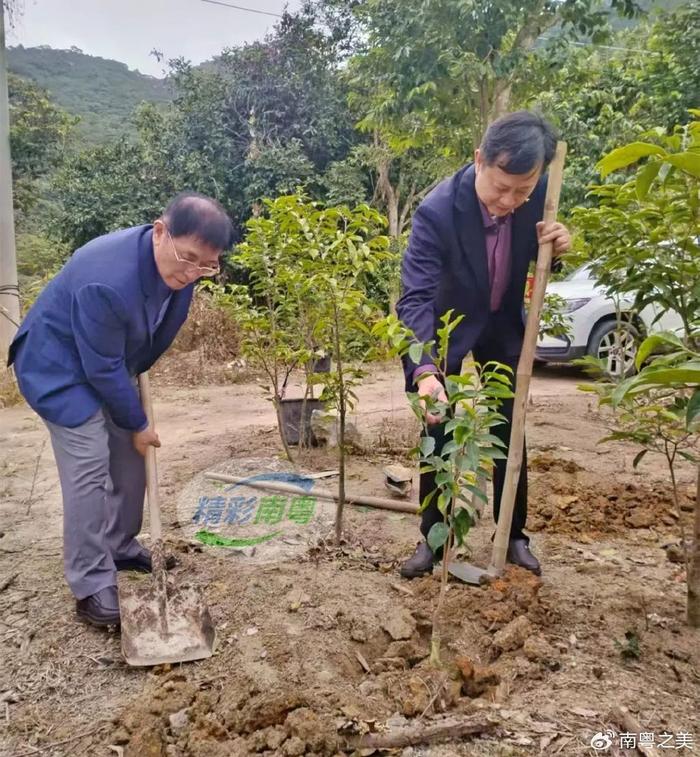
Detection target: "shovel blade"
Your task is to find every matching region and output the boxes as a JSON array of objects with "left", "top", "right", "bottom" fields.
[
  {"left": 447, "top": 561, "right": 497, "bottom": 585},
  {"left": 119, "top": 579, "right": 216, "bottom": 666}
]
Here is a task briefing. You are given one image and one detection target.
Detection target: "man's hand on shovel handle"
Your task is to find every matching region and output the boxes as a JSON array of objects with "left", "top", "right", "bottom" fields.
[
  {"left": 536, "top": 221, "right": 571, "bottom": 255},
  {"left": 133, "top": 426, "right": 161, "bottom": 457}
]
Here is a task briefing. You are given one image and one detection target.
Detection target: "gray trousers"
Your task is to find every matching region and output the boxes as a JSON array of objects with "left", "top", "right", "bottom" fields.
[{"left": 45, "top": 409, "right": 146, "bottom": 599}]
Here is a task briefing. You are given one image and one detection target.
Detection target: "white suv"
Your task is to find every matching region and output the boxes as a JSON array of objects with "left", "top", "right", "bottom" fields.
[{"left": 535, "top": 264, "right": 683, "bottom": 377}]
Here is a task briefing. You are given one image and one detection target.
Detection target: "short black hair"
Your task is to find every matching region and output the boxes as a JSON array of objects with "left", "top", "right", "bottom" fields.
[
  {"left": 162, "top": 192, "right": 235, "bottom": 251},
  {"left": 480, "top": 111, "right": 558, "bottom": 175}
]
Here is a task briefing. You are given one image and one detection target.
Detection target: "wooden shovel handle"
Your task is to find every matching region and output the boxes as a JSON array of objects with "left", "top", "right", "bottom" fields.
[
  {"left": 489, "top": 142, "right": 567, "bottom": 573},
  {"left": 138, "top": 372, "right": 162, "bottom": 542}
]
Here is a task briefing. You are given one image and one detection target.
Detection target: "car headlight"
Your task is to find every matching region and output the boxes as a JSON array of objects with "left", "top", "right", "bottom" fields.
[{"left": 564, "top": 297, "right": 592, "bottom": 313}]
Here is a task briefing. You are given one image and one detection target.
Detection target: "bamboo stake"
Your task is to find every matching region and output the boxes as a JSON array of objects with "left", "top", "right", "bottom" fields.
[
  {"left": 489, "top": 142, "right": 567, "bottom": 574},
  {"left": 204, "top": 472, "right": 419, "bottom": 514}
]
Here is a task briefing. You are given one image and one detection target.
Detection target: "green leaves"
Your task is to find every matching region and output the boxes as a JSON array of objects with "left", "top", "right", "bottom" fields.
[
  {"left": 635, "top": 332, "right": 690, "bottom": 370},
  {"left": 635, "top": 161, "right": 661, "bottom": 200},
  {"left": 665, "top": 152, "right": 700, "bottom": 179},
  {"left": 574, "top": 116, "right": 700, "bottom": 361},
  {"left": 596, "top": 142, "right": 666, "bottom": 178},
  {"left": 452, "top": 508, "right": 473, "bottom": 546},
  {"left": 378, "top": 311, "right": 513, "bottom": 564},
  {"left": 408, "top": 342, "right": 424, "bottom": 365},
  {"left": 427, "top": 522, "right": 449, "bottom": 553},
  {"left": 686, "top": 390, "right": 700, "bottom": 428}
]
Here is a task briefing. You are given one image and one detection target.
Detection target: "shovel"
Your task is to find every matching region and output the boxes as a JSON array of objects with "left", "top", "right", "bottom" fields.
[
  {"left": 448, "top": 141, "right": 567, "bottom": 585},
  {"left": 119, "top": 371, "right": 216, "bottom": 666}
]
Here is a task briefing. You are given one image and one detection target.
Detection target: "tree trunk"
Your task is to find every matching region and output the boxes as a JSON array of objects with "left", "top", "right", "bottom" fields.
[
  {"left": 688, "top": 463, "right": 700, "bottom": 627},
  {"left": 477, "top": 79, "right": 490, "bottom": 143},
  {"left": 273, "top": 396, "right": 296, "bottom": 465},
  {"left": 489, "top": 80, "right": 513, "bottom": 122},
  {"left": 376, "top": 151, "right": 400, "bottom": 239},
  {"left": 333, "top": 302, "right": 346, "bottom": 544},
  {"left": 374, "top": 135, "right": 402, "bottom": 315}
]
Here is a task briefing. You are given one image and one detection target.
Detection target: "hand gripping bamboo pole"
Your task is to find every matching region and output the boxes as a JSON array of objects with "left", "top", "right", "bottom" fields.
[{"left": 489, "top": 142, "right": 567, "bottom": 574}]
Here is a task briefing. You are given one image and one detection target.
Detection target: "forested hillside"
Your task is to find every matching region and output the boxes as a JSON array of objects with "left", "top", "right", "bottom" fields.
[{"left": 7, "top": 45, "right": 171, "bottom": 144}]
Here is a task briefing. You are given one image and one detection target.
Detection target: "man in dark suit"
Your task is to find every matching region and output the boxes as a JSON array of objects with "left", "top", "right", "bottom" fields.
[
  {"left": 8, "top": 192, "right": 234, "bottom": 625},
  {"left": 397, "top": 111, "right": 571, "bottom": 578}
]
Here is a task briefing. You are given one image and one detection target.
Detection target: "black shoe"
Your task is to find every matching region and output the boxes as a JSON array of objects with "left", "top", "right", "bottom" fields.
[
  {"left": 76, "top": 586, "right": 120, "bottom": 626},
  {"left": 507, "top": 538, "right": 541, "bottom": 576},
  {"left": 400, "top": 541, "right": 436, "bottom": 579},
  {"left": 114, "top": 550, "right": 178, "bottom": 573}
]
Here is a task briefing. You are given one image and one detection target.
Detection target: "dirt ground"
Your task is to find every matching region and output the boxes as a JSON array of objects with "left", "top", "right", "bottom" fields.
[{"left": 1, "top": 362, "right": 698, "bottom": 757}]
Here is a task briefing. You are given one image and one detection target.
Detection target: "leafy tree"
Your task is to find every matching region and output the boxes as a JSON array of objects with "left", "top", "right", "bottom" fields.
[
  {"left": 49, "top": 8, "right": 359, "bottom": 248},
  {"left": 15, "top": 233, "right": 68, "bottom": 278},
  {"left": 533, "top": 3, "right": 700, "bottom": 209},
  {"left": 204, "top": 197, "right": 315, "bottom": 463},
  {"left": 297, "top": 200, "right": 392, "bottom": 541},
  {"left": 320, "top": 156, "right": 369, "bottom": 208},
  {"left": 572, "top": 115, "right": 700, "bottom": 342},
  {"left": 243, "top": 138, "right": 316, "bottom": 210},
  {"left": 7, "top": 45, "right": 171, "bottom": 145},
  {"left": 339, "top": 0, "right": 640, "bottom": 304},
  {"left": 347, "top": 0, "right": 640, "bottom": 159},
  {"left": 575, "top": 117, "right": 700, "bottom": 626},
  {"left": 135, "top": 66, "right": 242, "bottom": 212},
  {"left": 208, "top": 195, "right": 393, "bottom": 490},
  {"left": 215, "top": 11, "right": 356, "bottom": 171},
  {"left": 631, "top": 2, "right": 700, "bottom": 129},
  {"left": 51, "top": 139, "right": 171, "bottom": 249},
  {"left": 8, "top": 73, "right": 76, "bottom": 217}
]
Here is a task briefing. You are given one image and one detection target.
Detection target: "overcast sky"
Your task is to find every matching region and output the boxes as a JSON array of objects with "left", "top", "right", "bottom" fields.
[{"left": 7, "top": 0, "right": 303, "bottom": 77}]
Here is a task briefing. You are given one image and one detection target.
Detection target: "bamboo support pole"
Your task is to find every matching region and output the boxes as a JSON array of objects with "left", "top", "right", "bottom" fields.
[
  {"left": 204, "top": 472, "right": 420, "bottom": 514},
  {"left": 489, "top": 142, "right": 567, "bottom": 574}
]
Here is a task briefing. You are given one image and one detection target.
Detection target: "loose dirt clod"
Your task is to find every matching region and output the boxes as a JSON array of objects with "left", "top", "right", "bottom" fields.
[{"left": 529, "top": 457, "right": 692, "bottom": 536}]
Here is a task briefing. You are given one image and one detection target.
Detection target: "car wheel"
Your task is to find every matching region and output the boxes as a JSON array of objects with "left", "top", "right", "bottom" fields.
[{"left": 587, "top": 320, "right": 640, "bottom": 378}]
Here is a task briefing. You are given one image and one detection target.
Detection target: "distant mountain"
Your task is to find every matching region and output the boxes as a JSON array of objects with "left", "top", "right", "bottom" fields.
[{"left": 7, "top": 45, "right": 172, "bottom": 145}]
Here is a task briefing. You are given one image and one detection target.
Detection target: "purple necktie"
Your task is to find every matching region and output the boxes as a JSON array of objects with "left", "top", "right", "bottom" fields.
[{"left": 481, "top": 205, "right": 512, "bottom": 312}]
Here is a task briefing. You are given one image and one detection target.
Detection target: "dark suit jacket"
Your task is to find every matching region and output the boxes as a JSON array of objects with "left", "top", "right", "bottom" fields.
[
  {"left": 8, "top": 225, "right": 194, "bottom": 430},
  {"left": 396, "top": 163, "right": 547, "bottom": 391}
]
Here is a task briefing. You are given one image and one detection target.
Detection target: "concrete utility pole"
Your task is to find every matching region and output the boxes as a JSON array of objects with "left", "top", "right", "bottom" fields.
[{"left": 0, "top": 2, "right": 20, "bottom": 363}]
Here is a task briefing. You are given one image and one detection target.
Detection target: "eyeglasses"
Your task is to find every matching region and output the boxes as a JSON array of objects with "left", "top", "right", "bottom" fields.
[{"left": 165, "top": 224, "right": 220, "bottom": 277}]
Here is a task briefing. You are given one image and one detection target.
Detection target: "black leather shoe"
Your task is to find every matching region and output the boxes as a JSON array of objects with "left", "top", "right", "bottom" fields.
[
  {"left": 76, "top": 586, "right": 120, "bottom": 626},
  {"left": 400, "top": 541, "right": 436, "bottom": 579},
  {"left": 115, "top": 550, "right": 178, "bottom": 573},
  {"left": 507, "top": 538, "right": 541, "bottom": 576}
]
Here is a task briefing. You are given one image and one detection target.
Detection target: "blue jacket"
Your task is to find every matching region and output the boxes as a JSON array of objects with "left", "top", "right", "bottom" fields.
[
  {"left": 8, "top": 225, "right": 194, "bottom": 430},
  {"left": 396, "top": 164, "right": 546, "bottom": 391}
]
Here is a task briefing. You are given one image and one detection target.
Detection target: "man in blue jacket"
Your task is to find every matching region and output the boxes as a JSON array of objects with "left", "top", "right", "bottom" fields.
[
  {"left": 397, "top": 112, "right": 571, "bottom": 579},
  {"left": 8, "top": 192, "right": 234, "bottom": 626}
]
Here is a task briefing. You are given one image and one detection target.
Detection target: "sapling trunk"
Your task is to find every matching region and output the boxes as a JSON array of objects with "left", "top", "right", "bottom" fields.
[
  {"left": 273, "top": 395, "right": 296, "bottom": 465},
  {"left": 430, "top": 510, "right": 454, "bottom": 667},
  {"left": 688, "top": 463, "right": 700, "bottom": 627},
  {"left": 665, "top": 443, "right": 689, "bottom": 572},
  {"left": 299, "top": 383, "right": 311, "bottom": 452},
  {"left": 333, "top": 301, "right": 347, "bottom": 544}
]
